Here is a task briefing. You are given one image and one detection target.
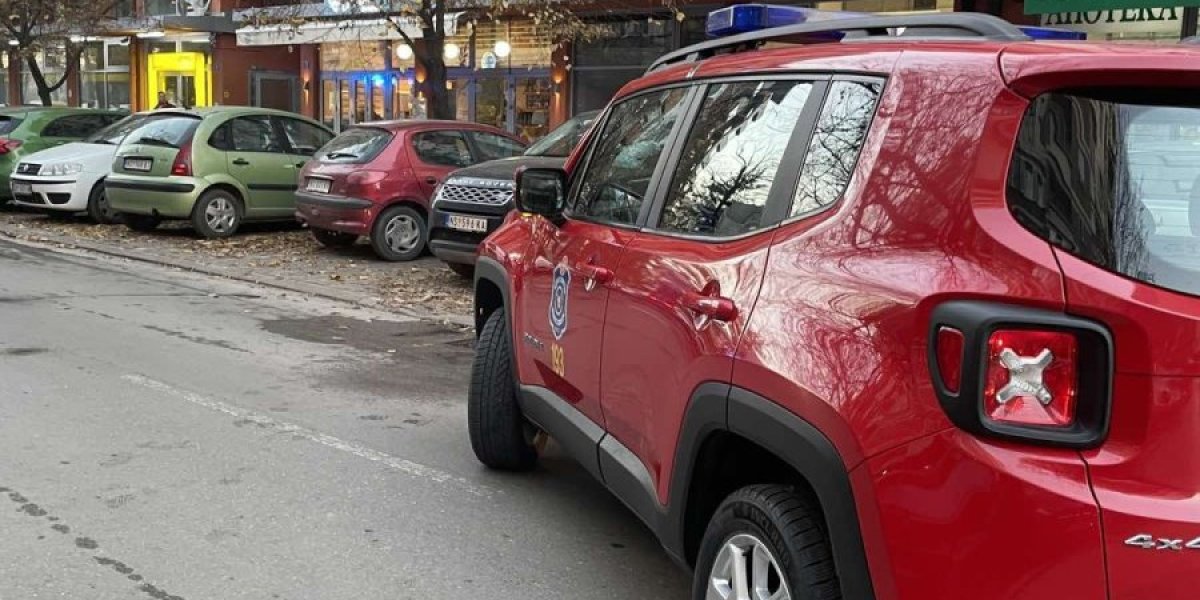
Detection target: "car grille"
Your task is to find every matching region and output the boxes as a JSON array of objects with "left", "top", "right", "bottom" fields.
[
  {"left": 437, "top": 182, "right": 513, "bottom": 207},
  {"left": 16, "top": 163, "right": 40, "bottom": 175}
]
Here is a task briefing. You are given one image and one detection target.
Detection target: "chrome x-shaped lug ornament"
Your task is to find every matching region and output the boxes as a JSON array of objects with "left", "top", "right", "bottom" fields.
[{"left": 996, "top": 348, "right": 1054, "bottom": 405}]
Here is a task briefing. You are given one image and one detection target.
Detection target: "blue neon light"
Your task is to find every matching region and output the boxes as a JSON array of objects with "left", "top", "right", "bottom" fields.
[
  {"left": 371, "top": 74, "right": 385, "bottom": 86},
  {"left": 1016, "top": 26, "right": 1085, "bottom": 40},
  {"left": 706, "top": 5, "right": 863, "bottom": 37}
]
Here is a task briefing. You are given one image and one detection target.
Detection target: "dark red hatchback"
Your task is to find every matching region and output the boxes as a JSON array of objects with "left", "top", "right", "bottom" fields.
[{"left": 295, "top": 120, "right": 525, "bottom": 261}]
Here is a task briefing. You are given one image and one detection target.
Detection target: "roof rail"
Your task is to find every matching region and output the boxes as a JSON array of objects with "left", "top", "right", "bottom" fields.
[{"left": 647, "top": 12, "right": 1030, "bottom": 73}]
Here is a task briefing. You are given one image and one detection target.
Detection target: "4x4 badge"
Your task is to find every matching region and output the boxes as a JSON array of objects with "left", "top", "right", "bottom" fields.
[
  {"left": 1125, "top": 534, "right": 1200, "bottom": 551},
  {"left": 550, "top": 263, "right": 570, "bottom": 340}
]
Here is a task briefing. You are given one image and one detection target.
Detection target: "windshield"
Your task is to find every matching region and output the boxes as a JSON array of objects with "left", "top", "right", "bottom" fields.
[
  {"left": 0, "top": 116, "right": 23, "bottom": 136},
  {"left": 524, "top": 111, "right": 599, "bottom": 157},
  {"left": 86, "top": 114, "right": 163, "bottom": 145},
  {"left": 315, "top": 127, "right": 393, "bottom": 163},
  {"left": 1009, "top": 91, "right": 1200, "bottom": 298},
  {"left": 124, "top": 115, "right": 201, "bottom": 148}
]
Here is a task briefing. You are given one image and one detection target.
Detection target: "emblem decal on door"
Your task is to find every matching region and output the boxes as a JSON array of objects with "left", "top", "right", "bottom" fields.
[{"left": 550, "top": 262, "right": 570, "bottom": 340}]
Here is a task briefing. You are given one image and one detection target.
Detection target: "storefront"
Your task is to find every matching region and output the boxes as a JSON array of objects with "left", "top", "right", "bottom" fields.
[
  {"left": 1039, "top": 6, "right": 1184, "bottom": 40},
  {"left": 307, "top": 19, "right": 556, "bottom": 139}
]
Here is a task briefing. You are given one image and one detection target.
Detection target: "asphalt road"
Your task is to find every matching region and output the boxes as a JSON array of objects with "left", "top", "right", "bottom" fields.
[{"left": 0, "top": 238, "right": 690, "bottom": 600}]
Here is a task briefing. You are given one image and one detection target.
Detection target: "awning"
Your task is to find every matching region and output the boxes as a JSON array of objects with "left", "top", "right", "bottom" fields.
[{"left": 235, "top": 10, "right": 461, "bottom": 46}]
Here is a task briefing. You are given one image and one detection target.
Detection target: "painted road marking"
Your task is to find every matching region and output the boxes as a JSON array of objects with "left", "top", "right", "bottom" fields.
[{"left": 121, "top": 374, "right": 495, "bottom": 498}]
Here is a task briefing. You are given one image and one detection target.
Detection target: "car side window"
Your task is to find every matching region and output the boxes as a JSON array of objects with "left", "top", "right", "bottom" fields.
[
  {"left": 790, "top": 80, "right": 882, "bottom": 218},
  {"left": 42, "top": 114, "right": 106, "bottom": 138},
  {"left": 277, "top": 117, "right": 332, "bottom": 155},
  {"left": 658, "top": 80, "right": 815, "bottom": 237},
  {"left": 573, "top": 87, "right": 689, "bottom": 226},
  {"left": 413, "top": 131, "right": 473, "bottom": 167},
  {"left": 470, "top": 132, "right": 525, "bottom": 161},
  {"left": 230, "top": 116, "right": 282, "bottom": 153}
]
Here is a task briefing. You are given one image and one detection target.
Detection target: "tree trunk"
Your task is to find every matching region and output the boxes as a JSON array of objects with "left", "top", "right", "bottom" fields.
[
  {"left": 25, "top": 55, "right": 53, "bottom": 106},
  {"left": 422, "top": 0, "right": 452, "bottom": 120}
]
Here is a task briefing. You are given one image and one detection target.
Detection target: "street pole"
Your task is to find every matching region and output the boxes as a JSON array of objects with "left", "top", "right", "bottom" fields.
[{"left": 1183, "top": 6, "right": 1198, "bottom": 38}]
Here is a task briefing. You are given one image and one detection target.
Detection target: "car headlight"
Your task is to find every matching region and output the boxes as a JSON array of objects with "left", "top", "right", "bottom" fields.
[{"left": 43, "top": 162, "right": 83, "bottom": 177}]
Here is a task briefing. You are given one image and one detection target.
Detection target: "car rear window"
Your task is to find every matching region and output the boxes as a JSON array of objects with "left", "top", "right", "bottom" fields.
[
  {"left": 123, "top": 115, "right": 201, "bottom": 148},
  {"left": 0, "top": 116, "right": 23, "bottom": 135},
  {"left": 1008, "top": 89, "right": 1200, "bottom": 297},
  {"left": 315, "top": 127, "right": 393, "bottom": 163},
  {"left": 86, "top": 114, "right": 170, "bottom": 145}
]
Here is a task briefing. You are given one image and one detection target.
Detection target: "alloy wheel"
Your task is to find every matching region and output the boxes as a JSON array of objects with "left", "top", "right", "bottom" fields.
[
  {"left": 706, "top": 533, "right": 791, "bottom": 600},
  {"left": 384, "top": 214, "right": 421, "bottom": 253},
  {"left": 205, "top": 197, "right": 237, "bottom": 233}
]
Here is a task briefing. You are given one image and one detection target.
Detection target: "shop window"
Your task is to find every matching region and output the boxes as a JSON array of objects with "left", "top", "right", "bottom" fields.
[
  {"left": 354, "top": 81, "right": 367, "bottom": 122},
  {"left": 0, "top": 72, "right": 8, "bottom": 107},
  {"left": 392, "top": 76, "right": 413, "bottom": 119},
  {"left": 572, "top": 68, "right": 643, "bottom": 115},
  {"left": 144, "top": 0, "right": 176, "bottom": 16},
  {"left": 321, "top": 80, "right": 336, "bottom": 130},
  {"left": 321, "top": 42, "right": 386, "bottom": 71},
  {"left": 107, "top": 44, "right": 130, "bottom": 67},
  {"left": 80, "top": 41, "right": 131, "bottom": 109},
  {"left": 474, "top": 19, "right": 551, "bottom": 69},
  {"left": 515, "top": 78, "right": 551, "bottom": 141},
  {"left": 575, "top": 17, "right": 672, "bottom": 67},
  {"left": 370, "top": 78, "right": 384, "bottom": 122}
]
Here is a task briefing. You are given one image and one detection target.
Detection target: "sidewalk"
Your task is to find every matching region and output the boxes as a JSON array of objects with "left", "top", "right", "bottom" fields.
[{"left": 0, "top": 208, "right": 473, "bottom": 327}]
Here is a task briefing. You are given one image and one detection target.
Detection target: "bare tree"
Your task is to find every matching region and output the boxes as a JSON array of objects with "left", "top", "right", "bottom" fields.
[{"left": 0, "top": 0, "right": 119, "bottom": 106}]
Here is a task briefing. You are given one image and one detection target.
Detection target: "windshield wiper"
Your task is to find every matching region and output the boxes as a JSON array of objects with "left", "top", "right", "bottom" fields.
[
  {"left": 134, "top": 136, "right": 178, "bottom": 148},
  {"left": 325, "top": 151, "right": 358, "bottom": 159}
]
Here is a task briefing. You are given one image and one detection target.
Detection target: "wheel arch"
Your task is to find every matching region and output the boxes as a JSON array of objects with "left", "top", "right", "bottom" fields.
[
  {"left": 666, "top": 383, "right": 877, "bottom": 600},
  {"left": 474, "top": 256, "right": 511, "bottom": 337},
  {"left": 380, "top": 197, "right": 429, "bottom": 220}
]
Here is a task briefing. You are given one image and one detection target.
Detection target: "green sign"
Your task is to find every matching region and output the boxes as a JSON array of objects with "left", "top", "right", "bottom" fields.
[{"left": 1026, "top": 0, "right": 1193, "bottom": 15}]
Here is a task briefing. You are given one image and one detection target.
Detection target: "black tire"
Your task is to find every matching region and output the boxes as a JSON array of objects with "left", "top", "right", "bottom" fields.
[
  {"left": 311, "top": 228, "right": 358, "bottom": 248},
  {"left": 191, "top": 188, "right": 242, "bottom": 239},
  {"left": 122, "top": 214, "right": 161, "bottom": 232},
  {"left": 692, "top": 484, "right": 840, "bottom": 600},
  {"left": 370, "top": 204, "right": 426, "bottom": 262},
  {"left": 446, "top": 262, "right": 474, "bottom": 279},
  {"left": 86, "top": 181, "right": 120, "bottom": 224},
  {"left": 468, "top": 308, "right": 537, "bottom": 471}
]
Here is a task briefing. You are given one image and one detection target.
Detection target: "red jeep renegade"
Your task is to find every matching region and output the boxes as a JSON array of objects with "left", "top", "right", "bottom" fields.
[{"left": 468, "top": 8, "right": 1198, "bottom": 600}]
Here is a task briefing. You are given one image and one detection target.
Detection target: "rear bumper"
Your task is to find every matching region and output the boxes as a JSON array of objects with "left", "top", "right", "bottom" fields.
[
  {"left": 294, "top": 191, "right": 376, "bottom": 236},
  {"left": 11, "top": 176, "right": 88, "bottom": 211},
  {"left": 106, "top": 176, "right": 202, "bottom": 219},
  {"left": 857, "top": 428, "right": 1107, "bottom": 599}
]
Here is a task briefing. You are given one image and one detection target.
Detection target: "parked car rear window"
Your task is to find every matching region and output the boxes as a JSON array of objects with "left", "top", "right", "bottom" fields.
[
  {"left": 86, "top": 114, "right": 167, "bottom": 145},
  {"left": 124, "top": 115, "right": 201, "bottom": 148},
  {"left": 0, "top": 116, "right": 24, "bottom": 135},
  {"left": 42, "top": 114, "right": 114, "bottom": 138},
  {"left": 1008, "top": 90, "right": 1200, "bottom": 298},
  {"left": 315, "top": 127, "right": 392, "bottom": 164}
]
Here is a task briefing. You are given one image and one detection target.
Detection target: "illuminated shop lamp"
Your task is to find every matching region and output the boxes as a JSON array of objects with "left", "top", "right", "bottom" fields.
[
  {"left": 137, "top": 31, "right": 166, "bottom": 38},
  {"left": 444, "top": 43, "right": 460, "bottom": 61},
  {"left": 494, "top": 40, "right": 511, "bottom": 58},
  {"left": 395, "top": 44, "right": 413, "bottom": 60}
]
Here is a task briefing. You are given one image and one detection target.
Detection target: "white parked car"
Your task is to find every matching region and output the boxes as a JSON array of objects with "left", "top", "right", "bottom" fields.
[{"left": 11, "top": 113, "right": 158, "bottom": 224}]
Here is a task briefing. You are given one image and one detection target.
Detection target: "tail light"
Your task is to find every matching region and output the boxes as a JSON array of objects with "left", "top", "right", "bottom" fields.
[
  {"left": 170, "top": 141, "right": 193, "bottom": 176},
  {"left": 0, "top": 138, "right": 22, "bottom": 154},
  {"left": 929, "top": 302, "right": 1111, "bottom": 448}
]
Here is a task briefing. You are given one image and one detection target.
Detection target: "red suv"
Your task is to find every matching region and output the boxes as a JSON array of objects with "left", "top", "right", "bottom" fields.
[
  {"left": 467, "top": 7, "right": 1197, "bottom": 600},
  {"left": 295, "top": 120, "right": 524, "bottom": 261}
]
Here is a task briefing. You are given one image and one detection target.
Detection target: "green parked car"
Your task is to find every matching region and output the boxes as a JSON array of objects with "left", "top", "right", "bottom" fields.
[
  {"left": 0, "top": 107, "right": 127, "bottom": 201},
  {"left": 106, "top": 107, "right": 333, "bottom": 238}
]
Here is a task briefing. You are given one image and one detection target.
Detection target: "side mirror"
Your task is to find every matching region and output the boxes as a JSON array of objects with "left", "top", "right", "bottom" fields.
[{"left": 515, "top": 167, "right": 567, "bottom": 222}]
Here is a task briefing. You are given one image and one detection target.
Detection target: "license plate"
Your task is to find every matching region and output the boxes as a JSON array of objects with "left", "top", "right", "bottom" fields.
[
  {"left": 305, "top": 178, "right": 331, "bottom": 194},
  {"left": 124, "top": 158, "right": 152, "bottom": 172},
  {"left": 447, "top": 214, "right": 489, "bottom": 233},
  {"left": 11, "top": 181, "right": 31, "bottom": 195}
]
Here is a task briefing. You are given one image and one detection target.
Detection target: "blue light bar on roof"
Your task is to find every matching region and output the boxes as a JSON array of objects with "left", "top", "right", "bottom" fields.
[
  {"left": 1017, "top": 26, "right": 1086, "bottom": 40},
  {"left": 706, "top": 4, "right": 864, "bottom": 38}
]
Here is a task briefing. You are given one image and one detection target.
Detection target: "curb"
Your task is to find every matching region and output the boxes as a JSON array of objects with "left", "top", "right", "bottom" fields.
[{"left": 0, "top": 226, "right": 474, "bottom": 329}]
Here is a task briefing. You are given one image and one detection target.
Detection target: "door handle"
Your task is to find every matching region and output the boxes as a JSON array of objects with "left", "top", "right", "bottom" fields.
[
  {"left": 232, "top": 158, "right": 250, "bottom": 166},
  {"left": 579, "top": 264, "right": 613, "bottom": 292},
  {"left": 294, "top": 161, "right": 306, "bottom": 168},
  {"left": 682, "top": 290, "right": 737, "bottom": 326},
  {"left": 424, "top": 176, "right": 438, "bottom": 185}
]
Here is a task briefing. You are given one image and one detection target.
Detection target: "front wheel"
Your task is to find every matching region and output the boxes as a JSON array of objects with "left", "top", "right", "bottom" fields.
[
  {"left": 468, "top": 308, "right": 537, "bottom": 471},
  {"left": 86, "top": 181, "right": 120, "bottom": 224},
  {"left": 191, "top": 188, "right": 242, "bottom": 239},
  {"left": 123, "top": 214, "right": 161, "bottom": 232},
  {"left": 693, "top": 485, "right": 840, "bottom": 600},
  {"left": 370, "top": 205, "right": 426, "bottom": 261}
]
